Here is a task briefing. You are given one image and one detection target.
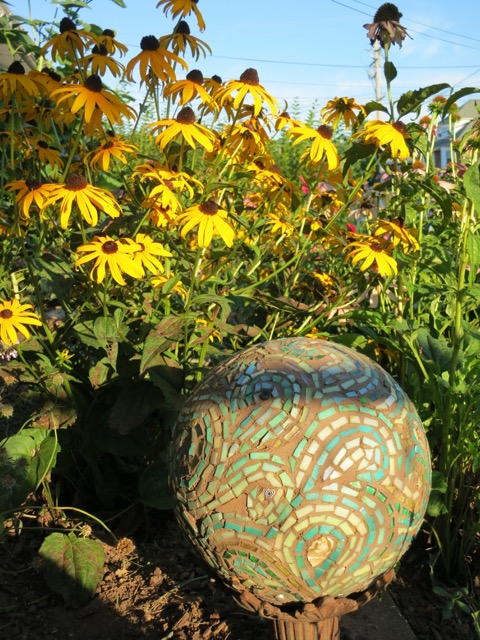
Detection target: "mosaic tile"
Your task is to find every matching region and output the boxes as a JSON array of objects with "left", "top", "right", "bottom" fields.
[{"left": 170, "top": 337, "right": 431, "bottom": 605}]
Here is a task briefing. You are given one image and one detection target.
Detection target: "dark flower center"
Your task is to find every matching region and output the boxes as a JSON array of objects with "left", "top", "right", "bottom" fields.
[
  {"left": 164, "top": 179, "right": 174, "bottom": 191},
  {"left": 92, "top": 44, "right": 109, "bottom": 56},
  {"left": 8, "top": 61, "right": 25, "bottom": 75},
  {"left": 0, "top": 309, "right": 13, "bottom": 320},
  {"left": 102, "top": 240, "right": 118, "bottom": 254},
  {"left": 186, "top": 69, "right": 204, "bottom": 84},
  {"left": 279, "top": 111, "right": 290, "bottom": 119},
  {"left": 25, "top": 178, "right": 42, "bottom": 191},
  {"left": 373, "top": 3, "right": 402, "bottom": 23},
  {"left": 102, "top": 29, "right": 115, "bottom": 37},
  {"left": 85, "top": 74, "right": 104, "bottom": 92},
  {"left": 199, "top": 201, "right": 219, "bottom": 216},
  {"left": 65, "top": 174, "right": 88, "bottom": 191},
  {"left": 240, "top": 68, "right": 259, "bottom": 86},
  {"left": 176, "top": 106, "right": 196, "bottom": 124},
  {"left": 44, "top": 68, "right": 61, "bottom": 82},
  {"left": 317, "top": 124, "right": 334, "bottom": 140},
  {"left": 392, "top": 121, "right": 407, "bottom": 135},
  {"left": 211, "top": 74, "right": 222, "bottom": 84},
  {"left": 37, "top": 140, "right": 49, "bottom": 149},
  {"left": 103, "top": 141, "right": 115, "bottom": 149},
  {"left": 140, "top": 35, "right": 160, "bottom": 51},
  {"left": 59, "top": 17, "right": 77, "bottom": 33},
  {"left": 175, "top": 21, "right": 191, "bottom": 35}
]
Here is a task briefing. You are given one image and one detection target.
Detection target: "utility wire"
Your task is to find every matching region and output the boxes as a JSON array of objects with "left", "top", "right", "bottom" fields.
[{"left": 211, "top": 54, "right": 480, "bottom": 71}]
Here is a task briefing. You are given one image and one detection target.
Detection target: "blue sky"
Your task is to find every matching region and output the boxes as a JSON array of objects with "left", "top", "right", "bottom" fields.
[{"left": 9, "top": 0, "right": 480, "bottom": 117}]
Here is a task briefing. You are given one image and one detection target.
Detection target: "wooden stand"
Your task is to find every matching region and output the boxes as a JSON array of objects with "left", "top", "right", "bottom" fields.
[{"left": 273, "top": 616, "right": 340, "bottom": 640}]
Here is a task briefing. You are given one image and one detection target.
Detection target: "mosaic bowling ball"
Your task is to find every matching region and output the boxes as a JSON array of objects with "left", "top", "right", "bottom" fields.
[{"left": 169, "top": 337, "right": 431, "bottom": 605}]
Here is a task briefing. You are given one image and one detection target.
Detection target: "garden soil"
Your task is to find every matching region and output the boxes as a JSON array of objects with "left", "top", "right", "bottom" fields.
[{"left": 0, "top": 511, "right": 477, "bottom": 640}]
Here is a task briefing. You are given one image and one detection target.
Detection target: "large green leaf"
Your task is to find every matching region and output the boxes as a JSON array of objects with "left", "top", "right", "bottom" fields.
[
  {"left": 39, "top": 532, "right": 105, "bottom": 607},
  {"left": 442, "top": 87, "right": 480, "bottom": 119},
  {"left": 396, "top": 83, "right": 450, "bottom": 118},
  {"left": 0, "top": 429, "right": 60, "bottom": 515}
]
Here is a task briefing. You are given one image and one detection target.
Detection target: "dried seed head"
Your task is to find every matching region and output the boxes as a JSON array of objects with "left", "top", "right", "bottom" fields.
[{"left": 374, "top": 3, "right": 402, "bottom": 23}]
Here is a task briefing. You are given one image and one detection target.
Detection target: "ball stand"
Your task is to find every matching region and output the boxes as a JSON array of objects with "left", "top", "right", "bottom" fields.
[{"left": 234, "top": 569, "right": 395, "bottom": 640}]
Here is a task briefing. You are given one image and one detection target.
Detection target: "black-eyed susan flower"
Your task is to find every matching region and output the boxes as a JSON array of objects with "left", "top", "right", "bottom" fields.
[
  {"left": 35, "top": 140, "right": 64, "bottom": 171},
  {"left": 0, "top": 298, "right": 42, "bottom": 346},
  {"left": 265, "top": 209, "right": 295, "bottom": 236},
  {"left": 144, "top": 200, "right": 177, "bottom": 228},
  {"left": 359, "top": 120, "right": 410, "bottom": 160},
  {"left": 5, "top": 179, "right": 56, "bottom": 219},
  {"left": 221, "top": 117, "right": 270, "bottom": 160},
  {"left": 159, "top": 21, "right": 211, "bottom": 60},
  {"left": 364, "top": 3, "right": 409, "bottom": 48},
  {"left": 131, "top": 233, "right": 172, "bottom": 276},
  {"left": 288, "top": 123, "right": 339, "bottom": 170},
  {"left": 98, "top": 29, "right": 128, "bottom": 57},
  {"left": 214, "top": 68, "right": 279, "bottom": 117},
  {"left": 176, "top": 200, "right": 235, "bottom": 248},
  {"left": 275, "top": 110, "right": 301, "bottom": 131},
  {"left": 151, "top": 274, "right": 188, "bottom": 301},
  {"left": 78, "top": 44, "right": 124, "bottom": 78},
  {"left": 163, "top": 69, "right": 213, "bottom": 106},
  {"left": 321, "top": 97, "right": 366, "bottom": 130},
  {"left": 346, "top": 237, "right": 398, "bottom": 277},
  {"left": 87, "top": 135, "right": 138, "bottom": 172},
  {"left": 41, "top": 16, "right": 98, "bottom": 61},
  {"left": 75, "top": 235, "right": 144, "bottom": 286},
  {"left": 157, "top": 0, "right": 206, "bottom": 32},
  {"left": 0, "top": 61, "right": 39, "bottom": 103},
  {"left": 125, "top": 35, "right": 187, "bottom": 84},
  {"left": 149, "top": 105, "right": 216, "bottom": 151},
  {"left": 43, "top": 174, "right": 121, "bottom": 229},
  {"left": 373, "top": 218, "right": 419, "bottom": 253},
  {"left": 51, "top": 74, "right": 136, "bottom": 125}
]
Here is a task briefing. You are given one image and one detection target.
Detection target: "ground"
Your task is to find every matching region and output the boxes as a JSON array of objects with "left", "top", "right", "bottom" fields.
[{"left": 0, "top": 511, "right": 477, "bottom": 640}]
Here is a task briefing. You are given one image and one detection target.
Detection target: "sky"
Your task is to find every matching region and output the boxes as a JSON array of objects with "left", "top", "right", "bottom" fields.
[{"left": 8, "top": 0, "right": 480, "bottom": 118}]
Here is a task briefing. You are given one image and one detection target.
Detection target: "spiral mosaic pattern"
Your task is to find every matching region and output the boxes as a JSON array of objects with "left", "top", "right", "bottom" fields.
[{"left": 170, "top": 337, "right": 431, "bottom": 605}]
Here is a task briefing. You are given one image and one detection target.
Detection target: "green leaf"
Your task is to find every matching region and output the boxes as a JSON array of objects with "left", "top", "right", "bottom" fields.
[
  {"left": 384, "top": 60, "right": 397, "bottom": 84},
  {"left": 416, "top": 328, "right": 456, "bottom": 374},
  {"left": 140, "top": 315, "right": 189, "bottom": 375},
  {"left": 363, "top": 101, "right": 390, "bottom": 117},
  {"left": 466, "top": 232, "right": 480, "bottom": 286},
  {"left": 427, "top": 490, "right": 448, "bottom": 518},
  {"left": 464, "top": 158, "right": 480, "bottom": 214},
  {"left": 39, "top": 532, "right": 105, "bottom": 607},
  {"left": 109, "top": 0, "right": 126, "bottom": 7},
  {"left": 0, "top": 429, "right": 60, "bottom": 515},
  {"left": 93, "top": 310, "right": 128, "bottom": 349},
  {"left": 89, "top": 358, "right": 113, "bottom": 388},
  {"left": 138, "top": 454, "right": 173, "bottom": 510},
  {"left": 442, "top": 87, "right": 480, "bottom": 119},
  {"left": 396, "top": 83, "right": 450, "bottom": 118}
]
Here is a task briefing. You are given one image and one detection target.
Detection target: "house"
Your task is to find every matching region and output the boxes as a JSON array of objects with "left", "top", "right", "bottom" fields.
[
  {"left": 434, "top": 98, "right": 479, "bottom": 168},
  {"left": 0, "top": 2, "right": 37, "bottom": 71}
]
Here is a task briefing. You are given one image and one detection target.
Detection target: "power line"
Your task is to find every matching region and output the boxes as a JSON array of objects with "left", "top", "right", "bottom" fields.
[{"left": 211, "top": 54, "right": 480, "bottom": 71}]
